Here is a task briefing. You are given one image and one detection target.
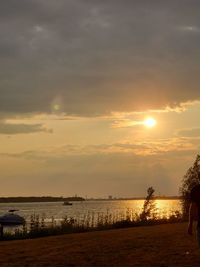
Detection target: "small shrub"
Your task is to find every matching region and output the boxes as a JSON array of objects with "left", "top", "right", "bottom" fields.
[{"left": 140, "top": 187, "right": 157, "bottom": 221}]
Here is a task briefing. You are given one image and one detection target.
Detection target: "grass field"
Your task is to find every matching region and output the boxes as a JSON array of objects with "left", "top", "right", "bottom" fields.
[{"left": 0, "top": 222, "right": 199, "bottom": 267}]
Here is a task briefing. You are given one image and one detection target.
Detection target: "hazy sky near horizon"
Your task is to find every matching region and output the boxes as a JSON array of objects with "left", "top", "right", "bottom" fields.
[{"left": 0, "top": 0, "right": 200, "bottom": 197}]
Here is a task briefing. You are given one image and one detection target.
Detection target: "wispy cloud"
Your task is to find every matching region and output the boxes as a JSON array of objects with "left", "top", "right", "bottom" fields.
[
  {"left": 1, "top": 137, "right": 199, "bottom": 160},
  {"left": 178, "top": 25, "right": 200, "bottom": 33},
  {"left": 111, "top": 119, "right": 143, "bottom": 128}
]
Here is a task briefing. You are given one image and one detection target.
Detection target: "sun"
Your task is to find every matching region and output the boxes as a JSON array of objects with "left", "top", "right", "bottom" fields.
[{"left": 144, "top": 117, "right": 157, "bottom": 128}]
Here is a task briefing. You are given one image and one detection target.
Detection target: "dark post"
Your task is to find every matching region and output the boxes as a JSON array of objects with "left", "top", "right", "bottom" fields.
[{"left": 0, "top": 224, "right": 3, "bottom": 238}]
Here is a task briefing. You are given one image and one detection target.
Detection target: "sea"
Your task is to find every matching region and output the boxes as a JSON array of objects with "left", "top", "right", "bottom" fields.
[{"left": 0, "top": 199, "right": 182, "bottom": 228}]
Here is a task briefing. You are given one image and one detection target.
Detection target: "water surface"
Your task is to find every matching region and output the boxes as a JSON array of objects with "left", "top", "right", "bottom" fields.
[{"left": 0, "top": 199, "right": 181, "bottom": 224}]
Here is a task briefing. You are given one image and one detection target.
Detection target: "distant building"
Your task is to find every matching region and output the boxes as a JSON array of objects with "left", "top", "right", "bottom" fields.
[{"left": 108, "top": 195, "right": 113, "bottom": 200}]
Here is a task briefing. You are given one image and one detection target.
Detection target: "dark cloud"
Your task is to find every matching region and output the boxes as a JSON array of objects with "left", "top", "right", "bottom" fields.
[
  {"left": 0, "top": 0, "right": 200, "bottom": 116},
  {"left": 0, "top": 121, "right": 52, "bottom": 134}
]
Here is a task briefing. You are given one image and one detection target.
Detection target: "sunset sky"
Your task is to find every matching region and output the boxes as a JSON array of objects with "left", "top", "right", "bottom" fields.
[{"left": 0, "top": 0, "right": 199, "bottom": 197}]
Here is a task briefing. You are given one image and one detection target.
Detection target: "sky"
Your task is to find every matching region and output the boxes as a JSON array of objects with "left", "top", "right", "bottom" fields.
[{"left": 0, "top": 0, "right": 200, "bottom": 197}]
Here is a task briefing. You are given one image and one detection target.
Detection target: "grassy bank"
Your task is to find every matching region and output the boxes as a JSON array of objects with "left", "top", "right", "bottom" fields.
[{"left": 0, "top": 222, "right": 199, "bottom": 267}]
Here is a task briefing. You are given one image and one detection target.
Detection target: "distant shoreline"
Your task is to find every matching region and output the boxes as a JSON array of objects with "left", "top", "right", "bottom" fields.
[
  {"left": 86, "top": 196, "right": 181, "bottom": 201},
  {"left": 0, "top": 196, "right": 181, "bottom": 203},
  {"left": 0, "top": 196, "right": 85, "bottom": 203}
]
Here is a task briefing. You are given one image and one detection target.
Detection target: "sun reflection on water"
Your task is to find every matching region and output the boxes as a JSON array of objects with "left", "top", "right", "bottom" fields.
[{"left": 154, "top": 199, "right": 181, "bottom": 219}]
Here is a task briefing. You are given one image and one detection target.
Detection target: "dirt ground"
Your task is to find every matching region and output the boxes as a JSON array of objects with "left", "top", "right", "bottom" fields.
[{"left": 0, "top": 222, "right": 199, "bottom": 267}]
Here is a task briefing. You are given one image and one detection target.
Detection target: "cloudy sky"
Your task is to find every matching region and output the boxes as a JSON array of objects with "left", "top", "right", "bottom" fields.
[{"left": 0, "top": 0, "right": 199, "bottom": 197}]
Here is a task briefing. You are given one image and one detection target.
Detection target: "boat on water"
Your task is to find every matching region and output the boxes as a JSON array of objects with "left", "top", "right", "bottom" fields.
[{"left": 63, "top": 201, "right": 72, "bottom": 206}]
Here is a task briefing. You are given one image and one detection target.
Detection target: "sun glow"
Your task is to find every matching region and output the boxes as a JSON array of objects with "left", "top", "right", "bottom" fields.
[{"left": 144, "top": 117, "right": 157, "bottom": 128}]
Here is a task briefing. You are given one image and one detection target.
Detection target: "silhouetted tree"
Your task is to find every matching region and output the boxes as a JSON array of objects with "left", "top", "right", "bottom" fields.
[
  {"left": 140, "top": 186, "right": 156, "bottom": 221},
  {"left": 180, "top": 154, "right": 200, "bottom": 219}
]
